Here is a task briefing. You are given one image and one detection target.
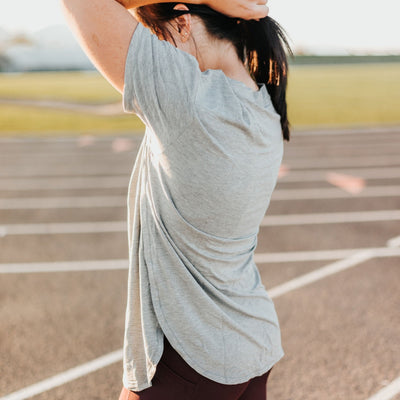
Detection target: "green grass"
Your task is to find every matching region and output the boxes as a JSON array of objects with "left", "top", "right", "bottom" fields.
[
  {"left": 0, "top": 71, "right": 120, "bottom": 104},
  {"left": 287, "top": 63, "right": 400, "bottom": 128},
  {"left": 291, "top": 55, "right": 400, "bottom": 65},
  {"left": 1, "top": 64, "right": 400, "bottom": 135},
  {"left": 0, "top": 105, "right": 144, "bottom": 135}
]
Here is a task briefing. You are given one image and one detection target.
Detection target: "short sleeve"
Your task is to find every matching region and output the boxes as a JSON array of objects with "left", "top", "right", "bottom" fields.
[{"left": 123, "top": 22, "right": 201, "bottom": 138}]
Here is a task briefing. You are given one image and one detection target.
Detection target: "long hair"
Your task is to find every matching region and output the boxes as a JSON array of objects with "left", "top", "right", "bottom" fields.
[{"left": 135, "top": 3, "right": 292, "bottom": 141}]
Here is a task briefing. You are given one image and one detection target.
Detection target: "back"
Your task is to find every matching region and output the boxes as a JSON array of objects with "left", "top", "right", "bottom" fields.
[
  {"left": 124, "top": 22, "right": 284, "bottom": 239},
  {"left": 122, "top": 21, "right": 284, "bottom": 392},
  {"left": 166, "top": 69, "right": 283, "bottom": 238}
]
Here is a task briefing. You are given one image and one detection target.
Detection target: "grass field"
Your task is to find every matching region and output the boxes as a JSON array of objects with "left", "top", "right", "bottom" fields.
[
  {"left": 0, "top": 71, "right": 121, "bottom": 104},
  {"left": 287, "top": 63, "right": 400, "bottom": 127},
  {"left": 0, "top": 105, "right": 144, "bottom": 135},
  {"left": 1, "top": 63, "right": 400, "bottom": 135}
]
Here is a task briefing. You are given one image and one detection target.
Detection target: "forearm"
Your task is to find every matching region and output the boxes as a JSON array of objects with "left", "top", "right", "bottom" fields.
[
  {"left": 116, "top": 0, "right": 268, "bottom": 20},
  {"left": 115, "top": 0, "right": 201, "bottom": 10}
]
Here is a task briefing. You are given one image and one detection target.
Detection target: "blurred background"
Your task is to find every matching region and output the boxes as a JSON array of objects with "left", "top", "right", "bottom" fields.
[
  {"left": 1, "top": 1, "right": 400, "bottom": 400},
  {"left": 0, "top": 0, "right": 399, "bottom": 134}
]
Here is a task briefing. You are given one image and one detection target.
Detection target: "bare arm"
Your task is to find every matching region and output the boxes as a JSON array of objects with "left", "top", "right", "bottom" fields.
[
  {"left": 60, "top": 0, "right": 269, "bottom": 94},
  {"left": 208, "top": 0, "right": 269, "bottom": 20},
  {"left": 117, "top": 0, "right": 269, "bottom": 19},
  {"left": 60, "top": 0, "right": 139, "bottom": 93},
  {"left": 116, "top": 0, "right": 200, "bottom": 9}
]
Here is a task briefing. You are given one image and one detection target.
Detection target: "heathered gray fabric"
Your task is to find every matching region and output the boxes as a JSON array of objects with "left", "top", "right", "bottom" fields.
[{"left": 122, "top": 22, "right": 285, "bottom": 392}]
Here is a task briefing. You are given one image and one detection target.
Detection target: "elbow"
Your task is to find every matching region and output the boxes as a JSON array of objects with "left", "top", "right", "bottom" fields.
[{"left": 60, "top": 0, "right": 81, "bottom": 12}]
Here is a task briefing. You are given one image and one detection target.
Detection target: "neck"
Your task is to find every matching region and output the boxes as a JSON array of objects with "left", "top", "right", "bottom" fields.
[
  {"left": 170, "top": 20, "right": 259, "bottom": 91},
  {"left": 196, "top": 37, "right": 259, "bottom": 90}
]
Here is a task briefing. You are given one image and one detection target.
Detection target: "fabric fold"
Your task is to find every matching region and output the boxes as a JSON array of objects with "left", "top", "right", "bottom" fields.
[{"left": 122, "top": 21, "right": 285, "bottom": 392}]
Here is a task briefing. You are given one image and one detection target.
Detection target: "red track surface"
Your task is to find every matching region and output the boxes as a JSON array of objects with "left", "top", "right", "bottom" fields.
[{"left": 1, "top": 127, "right": 399, "bottom": 400}]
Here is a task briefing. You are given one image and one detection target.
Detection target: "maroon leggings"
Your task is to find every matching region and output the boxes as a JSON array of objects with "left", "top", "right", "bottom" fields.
[{"left": 119, "top": 337, "right": 272, "bottom": 400}]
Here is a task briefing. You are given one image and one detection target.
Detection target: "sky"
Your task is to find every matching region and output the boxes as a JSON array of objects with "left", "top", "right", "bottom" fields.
[{"left": 1, "top": 0, "right": 399, "bottom": 54}]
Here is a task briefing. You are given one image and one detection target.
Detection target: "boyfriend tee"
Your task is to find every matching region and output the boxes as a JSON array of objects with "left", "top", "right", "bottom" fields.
[{"left": 122, "top": 21, "right": 285, "bottom": 392}]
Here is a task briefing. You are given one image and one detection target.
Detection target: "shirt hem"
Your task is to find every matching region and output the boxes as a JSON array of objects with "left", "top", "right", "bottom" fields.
[
  {"left": 123, "top": 347, "right": 284, "bottom": 391},
  {"left": 147, "top": 263, "right": 285, "bottom": 384}
]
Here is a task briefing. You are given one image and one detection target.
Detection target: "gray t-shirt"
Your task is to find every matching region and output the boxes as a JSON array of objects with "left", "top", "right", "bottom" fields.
[{"left": 122, "top": 21, "right": 284, "bottom": 391}]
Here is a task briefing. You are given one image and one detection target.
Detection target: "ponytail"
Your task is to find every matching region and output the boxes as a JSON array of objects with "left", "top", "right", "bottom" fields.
[
  {"left": 136, "top": 4, "right": 292, "bottom": 141},
  {"left": 240, "top": 17, "right": 292, "bottom": 141}
]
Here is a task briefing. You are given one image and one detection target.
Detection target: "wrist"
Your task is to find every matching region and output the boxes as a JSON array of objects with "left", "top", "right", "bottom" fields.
[
  {"left": 115, "top": 0, "right": 205, "bottom": 9},
  {"left": 114, "top": 0, "right": 131, "bottom": 8}
]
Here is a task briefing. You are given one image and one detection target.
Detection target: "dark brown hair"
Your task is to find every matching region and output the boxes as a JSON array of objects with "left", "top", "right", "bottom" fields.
[{"left": 136, "top": 3, "right": 292, "bottom": 141}]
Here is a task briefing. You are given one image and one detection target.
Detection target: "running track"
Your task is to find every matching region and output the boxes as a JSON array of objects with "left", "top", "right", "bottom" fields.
[{"left": 0, "top": 126, "right": 399, "bottom": 400}]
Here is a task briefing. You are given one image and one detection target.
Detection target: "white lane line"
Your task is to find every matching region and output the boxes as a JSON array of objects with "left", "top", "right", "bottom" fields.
[
  {"left": 2, "top": 142, "right": 397, "bottom": 159},
  {"left": 283, "top": 141, "right": 400, "bottom": 152},
  {"left": 268, "top": 233, "right": 400, "bottom": 299},
  {"left": 366, "top": 376, "right": 400, "bottom": 400},
  {"left": 0, "top": 222, "right": 126, "bottom": 236},
  {"left": 285, "top": 155, "right": 400, "bottom": 169},
  {"left": 2, "top": 183, "right": 398, "bottom": 201},
  {"left": 0, "top": 152, "right": 133, "bottom": 160},
  {"left": 1, "top": 210, "right": 400, "bottom": 236},
  {"left": 269, "top": 230, "right": 400, "bottom": 298},
  {"left": 1, "top": 166, "right": 399, "bottom": 180},
  {"left": 0, "top": 165, "right": 400, "bottom": 182},
  {"left": 1, "top": 130, "right": 396, "bottom": 153},
  {"left": 1, "top": 169, "right": 399, "bottom": 193},
  {"left": 2, "top": 238, "right": 399, "bottom": 399},
  {"left": 0, "top": 126, "right": 396, "bottom": 143},
  {"left": 0, "top": 196, "right": 126, "bottom": 210},
  {"left": 387, "top": 236, "right": 400, "bottom": 248},
  {"left": 0, "top": 349, "right": 123, "bottom": 400},
  {"left": 0, "top": 260, "right": 128, "bottom": 274},
  {"left": 254, "top": 247, "right": 400, "bottom": 263},
  {"left": 2, "top": 155, "right": 398, "bottom": 171},
  {"left": 0, "top": 176, "right": 129, "bottom": 190},
  {"left": 279, "top": 167, "right": 400, "bottom": 182},
  {"left": 2, "top": 247, "right": 400, "bottom": 274},
  {"left": 0, "top": 136, "right": 140, "bottom": 144},
  {"left": 0, "top": 165, "right": 399, "bottom": 190},
  {"left": 271, "top": 186, "right": 400, "bottom": 200},
  {"left": 268, "top": 250, "right": 374, "bottom": 298},
  {"left": 1, "top": 185, "right": 400, "bottom": 211},
  {"left": 0, "top": 168, "right": 129, "bottom": 178},
  {"left": 261, "top": 210, "right": 400, "bottom": 226},
  {"left": 2, "top": 149, "right": 399, "bottom": 162},
  {"left": 294, "top": 126, "right": 400, "bottom": 136}
]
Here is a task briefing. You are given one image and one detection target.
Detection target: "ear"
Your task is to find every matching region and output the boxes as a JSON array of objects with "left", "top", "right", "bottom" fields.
[{"left": 173, "top": 3, "right": 192, "bottom": 41}]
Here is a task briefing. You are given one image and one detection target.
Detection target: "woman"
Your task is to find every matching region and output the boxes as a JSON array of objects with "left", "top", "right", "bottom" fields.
[{"left": 61, "top": 0, "right": 291, "bottom": 398}]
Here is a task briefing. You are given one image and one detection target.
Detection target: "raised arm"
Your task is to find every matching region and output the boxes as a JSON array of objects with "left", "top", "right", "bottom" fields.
[
  {"left": 117, "top": 0, "right": 269, "bottom": 19},
  {"left": 60, "top": 0, "right": 139, "bottom": 93},
  {"left": 60, "top": 0, "right": 269, "bottom": 94}
]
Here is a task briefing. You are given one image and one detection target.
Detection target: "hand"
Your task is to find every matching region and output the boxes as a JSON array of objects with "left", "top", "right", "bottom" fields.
[{"left": 204, "top": 0, "right": 269, "bottom": 20}]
